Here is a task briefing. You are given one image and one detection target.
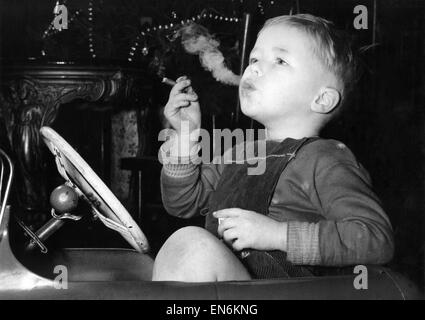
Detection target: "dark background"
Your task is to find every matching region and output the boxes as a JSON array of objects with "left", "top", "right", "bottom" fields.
[{"left": 0, "top": 0, "right": 424, "bottom": 286}]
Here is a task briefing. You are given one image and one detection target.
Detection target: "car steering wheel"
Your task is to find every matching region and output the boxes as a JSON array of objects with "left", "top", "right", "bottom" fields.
[{"left": 40, "top": 126, "right": 150, "bottom": 253}]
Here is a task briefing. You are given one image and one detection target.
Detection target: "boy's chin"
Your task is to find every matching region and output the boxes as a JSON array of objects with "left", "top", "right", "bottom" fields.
[
  {"left": 240, "top": 101, "right": 259, "bottom": 118},
  {"left": 241, "top": 107, "right": 256, "bottom": 120},
  {"left": 240, "top": 108, "right": 265, "bottom": 125}
]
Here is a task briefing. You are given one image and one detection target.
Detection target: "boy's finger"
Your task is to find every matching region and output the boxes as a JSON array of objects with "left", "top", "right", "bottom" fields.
[
  {"left": 170, "top": 79, "right": 191, "bottom": 96},
  {"left": 217, "top": 218, "right": 237, "bottom": 236},
  {"left": 219, "top": 217, "right": 237, "bottom": 229},
  {"left": 186, "top": 86, "right": 195, "bottom": 95},
  {"left": 173, "top": 100, "right": 190, "bottom": 109},
  {"left": 174, "top": 92, "right": 198, "bottom": 102},
  {"left": 232, "top": 239, "right": 245, "bottom": 252},
  {"left": 164, "top": 100, "right": 189, "bottom": 116},
  {"left": 213, "top": 208, "right": 242, "bottom": 218},
  {"left": 176, "top": 75, "right": 188, "bottom": 82},
  {"left": 222, "top": 229, "right": 238, "bottom": 244}
]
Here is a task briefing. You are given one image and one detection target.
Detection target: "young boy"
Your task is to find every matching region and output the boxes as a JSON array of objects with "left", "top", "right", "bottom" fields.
[{"left": 152, "top": 14, "right": 394, "bottom": 281}]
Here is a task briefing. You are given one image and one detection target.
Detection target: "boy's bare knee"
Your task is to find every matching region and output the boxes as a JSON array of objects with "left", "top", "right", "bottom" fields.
[
  {"left": 152, "top": 226, "right": 224, "bottom": 281},
  {"left": 153, "top": 226, "right": 250, "bottom": 282},
  {"left": 172, "top": 226, "right": 213, "bottom": 239}
]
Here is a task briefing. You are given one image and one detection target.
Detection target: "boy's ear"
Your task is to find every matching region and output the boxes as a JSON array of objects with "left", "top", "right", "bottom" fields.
[{"left": 310, "top": 87, "right": 341, "bottom": 114}]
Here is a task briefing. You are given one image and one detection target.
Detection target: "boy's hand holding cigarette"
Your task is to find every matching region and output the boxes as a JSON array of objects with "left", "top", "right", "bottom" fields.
[{"left": 163, "top": 76, "right": 201, "bottom": 157}]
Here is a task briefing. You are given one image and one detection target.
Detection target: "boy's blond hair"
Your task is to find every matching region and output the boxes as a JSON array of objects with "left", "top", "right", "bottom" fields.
[{"left": 260, "top": 14, "right": 359, "bottom": 110}]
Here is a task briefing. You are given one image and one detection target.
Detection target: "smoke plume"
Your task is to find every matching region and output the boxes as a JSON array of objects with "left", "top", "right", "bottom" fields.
[{"left": 176, "top": 23, "right": 241, "bottom": 86}]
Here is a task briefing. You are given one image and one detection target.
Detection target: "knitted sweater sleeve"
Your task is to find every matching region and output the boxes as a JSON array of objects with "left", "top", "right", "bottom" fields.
[
  {"left": 159, "top": 133, "right": 226, "bottom": 219},
  {"left": 286, "top": 141, "right": 394, "bottom": 266}
]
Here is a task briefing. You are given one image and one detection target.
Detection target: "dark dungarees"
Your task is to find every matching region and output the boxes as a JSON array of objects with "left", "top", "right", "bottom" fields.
[{"left": 204, "top": 137, "right": 319, "bottom": 279}]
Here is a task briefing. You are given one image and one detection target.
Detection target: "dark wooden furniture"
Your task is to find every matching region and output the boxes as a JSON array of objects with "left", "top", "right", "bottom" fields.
[{"left": 0, "top": 60, "right": 151, "bottom": 223}]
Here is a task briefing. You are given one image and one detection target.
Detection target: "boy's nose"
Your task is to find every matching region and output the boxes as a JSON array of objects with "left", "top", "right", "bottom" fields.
[{"left": 249, "top": 63, "right": 262, "bottom": 77}]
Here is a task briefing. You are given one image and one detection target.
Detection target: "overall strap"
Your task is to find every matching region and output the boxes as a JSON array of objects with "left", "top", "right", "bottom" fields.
[{"left": 205, "top": 136, "right": 321, "bottom": 237}]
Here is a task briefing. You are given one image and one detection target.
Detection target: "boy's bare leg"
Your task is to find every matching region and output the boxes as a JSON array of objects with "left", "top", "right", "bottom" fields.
[{"left": 152, "top": 226, "right": 251, "bottom": 282}]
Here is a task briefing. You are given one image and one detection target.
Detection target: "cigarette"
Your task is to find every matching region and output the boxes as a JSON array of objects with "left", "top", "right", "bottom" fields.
[{"left": 162, "top": 77, "right": 177, "bottom": 86}]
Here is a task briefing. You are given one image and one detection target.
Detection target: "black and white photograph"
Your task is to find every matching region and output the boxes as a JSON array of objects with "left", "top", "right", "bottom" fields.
[{"left": 0, "top": 0, "right": 424, "bottom": 306}]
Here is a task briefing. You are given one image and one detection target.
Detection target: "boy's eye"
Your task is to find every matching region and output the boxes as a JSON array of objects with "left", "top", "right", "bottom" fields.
[
  {"left": 275, "top": 58, "right": 288, "bottom": 65},
  {"left": 249, "top": 58, "right": 258, "bottom": 64}
]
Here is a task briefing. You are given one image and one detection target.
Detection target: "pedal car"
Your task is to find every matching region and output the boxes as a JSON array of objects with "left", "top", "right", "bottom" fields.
[{"left": 0, "top": 127, "right": 422, "bottom": 299}]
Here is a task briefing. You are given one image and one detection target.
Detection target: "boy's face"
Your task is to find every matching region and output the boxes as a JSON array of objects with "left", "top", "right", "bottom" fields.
[{"left": 239, "top": 24, "right": 332, "bottom": 126}]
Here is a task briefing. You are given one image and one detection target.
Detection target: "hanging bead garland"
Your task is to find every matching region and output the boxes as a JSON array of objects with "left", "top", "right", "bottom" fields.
[
  {"left": 41, "top": 1, "right": 279, "bottom": 60},
  {"left": 88, "top": 0, "right": 96, "bottom": 58}
]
